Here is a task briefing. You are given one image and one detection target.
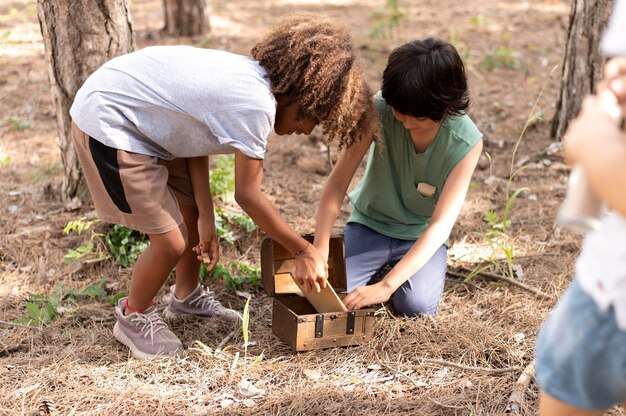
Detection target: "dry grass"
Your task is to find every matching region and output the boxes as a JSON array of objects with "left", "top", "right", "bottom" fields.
[{"left": 3, "top": 0, "right": 626, "bottom": 415}]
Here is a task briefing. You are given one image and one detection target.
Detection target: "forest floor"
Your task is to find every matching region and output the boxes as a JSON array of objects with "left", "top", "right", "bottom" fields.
[{"left": 1, "top": 0, "right": 620, "bottom": 415}]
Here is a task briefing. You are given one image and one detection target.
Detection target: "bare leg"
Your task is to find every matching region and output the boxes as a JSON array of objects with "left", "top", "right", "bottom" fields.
[
  {"left": 126, "top": 224, "right": 187, "bottom": 312},
  {"left": 539, "top": 392, "right": 606, "bottom": 416},
  {"left": 173, "top": 199, "right": 202, "bottom": 300}
]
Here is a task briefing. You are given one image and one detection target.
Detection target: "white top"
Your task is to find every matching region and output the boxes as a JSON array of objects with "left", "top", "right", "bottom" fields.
[
  {"left": 577, "top": 213, "right": 626, "bottom": 329},
  {"left": 70, "top": 46, "right": 276, "bottom": 160},
  {"left": 602, "top": 0, "right": 626, "bottom": 56}
]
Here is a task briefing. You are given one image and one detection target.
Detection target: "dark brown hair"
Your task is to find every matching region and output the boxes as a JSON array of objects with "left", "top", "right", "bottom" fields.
[
  {"left": 251, "top": 14, "right": 378, "bottom": 149},
  {"left": 382, "top": 38, "right": 470, "bottom": 121}
]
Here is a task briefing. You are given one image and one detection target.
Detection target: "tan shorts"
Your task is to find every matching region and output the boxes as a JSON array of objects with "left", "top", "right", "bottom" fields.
[{"left": 71, "top": 123, "right": 196, "bottom": 235}]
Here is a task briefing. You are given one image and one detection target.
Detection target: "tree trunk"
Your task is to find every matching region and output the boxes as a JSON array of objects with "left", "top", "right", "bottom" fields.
[
  {"left": 37, "top": 0, "right": 134, "bottom": 204},
  {"left": 551, "top": 0, "right": 612, "bottom": 140},
  {"left": 163, "top": 0, "right": 210, "bottom": 37}
]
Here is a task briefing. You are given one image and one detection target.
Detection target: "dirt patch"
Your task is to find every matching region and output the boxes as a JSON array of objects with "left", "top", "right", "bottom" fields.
[{"left": 1, "top": 0, "right": 620, "bottom": 415}]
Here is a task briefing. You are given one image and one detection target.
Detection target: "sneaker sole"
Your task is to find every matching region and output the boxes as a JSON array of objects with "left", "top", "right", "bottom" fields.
[{"left": 113, "top": 322, "right": 181, "bottom": 360}]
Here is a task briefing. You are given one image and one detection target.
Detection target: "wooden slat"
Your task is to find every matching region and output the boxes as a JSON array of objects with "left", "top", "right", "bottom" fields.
[
  {"left": 274, "top": 273, "right": 302, "bottom": 295},
  {"left": 261, "top": 234, "right": 348, "bottom": 296}
]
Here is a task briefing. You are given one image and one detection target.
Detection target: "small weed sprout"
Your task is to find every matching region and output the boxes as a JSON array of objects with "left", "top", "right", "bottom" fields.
[
  {"left": 7, "top": 117, "right": 33, "bottom": 131},
  {"left": 483, "top": 45, "right": 518, "bottom": 70},
  {"left": 467, "top": 66, "right": 557, "bottom": 281},
  {"left": 470, "top": 15, "right": 490, "bottom": 30},
  {"left": 369, "top": 0, "right": 405, "bottom": 40},
  {"left": 29, "top": 162, "right": 60, "bottom": 184},
  {"left": 63, "top": 217, "right": 109, "bottom": 264},
  {"left": 17, "top": 280, "right": 111, "bottom": 326}
]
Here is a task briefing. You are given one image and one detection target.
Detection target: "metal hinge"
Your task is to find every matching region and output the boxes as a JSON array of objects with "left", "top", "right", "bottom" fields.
[
  {"left": 315, "top": 314, "right": 324, "bottom": 338},
  {"left": 346, "top": 311, "right": 356, "bottom": 335}
]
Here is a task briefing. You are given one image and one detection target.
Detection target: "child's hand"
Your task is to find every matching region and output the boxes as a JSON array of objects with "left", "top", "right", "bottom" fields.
[
  {"left": 343, "top": 281, "right": 393, "bottom": 310},
  {"left": 563, "top": 94, "right": 623, "bottom": 166},
  {"left": 195, "top": 218, "right": 220, "bottom": 271},
  {"left": 292, "top": 244, "right": 328, "bottom": 294},
  {"left": 604, "top": 57, "right": 626, "bottom": 112}
]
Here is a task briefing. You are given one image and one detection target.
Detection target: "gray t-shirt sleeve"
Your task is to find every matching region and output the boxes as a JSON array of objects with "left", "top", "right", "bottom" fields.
[{"left": 204, "top": 107, "right": 273, "bottom": 160}]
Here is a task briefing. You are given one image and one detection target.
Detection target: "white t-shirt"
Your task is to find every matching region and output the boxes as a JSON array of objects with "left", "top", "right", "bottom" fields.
[
  {"left": 577, "top": 212, "right": 626, "bottom": 329},
  {"left": 70, "top": 46, "right": 276, "bottom": 160}
]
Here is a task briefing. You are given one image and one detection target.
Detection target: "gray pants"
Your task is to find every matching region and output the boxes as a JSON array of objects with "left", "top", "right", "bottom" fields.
[{"left": 344, "top": 222, "right": 447, "bottom": 317}]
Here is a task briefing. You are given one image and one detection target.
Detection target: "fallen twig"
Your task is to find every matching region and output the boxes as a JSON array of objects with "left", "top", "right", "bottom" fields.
[
  {"left": 420, "top": 358, "right": 524, "bottom": 375},
  {"left": 215, "top": 329, "right": 237, "bottom": 356},
  {"left": 376, "top": 359, "right": 422, "bottom": 390},
  {"left": 449, "top": 267, "right": 552, "bottom": 300},
  {"left": 505, "top": 359, "right": 536, "bottom": 415},
  {"left": 427, "top": 397, "right": 467, "bottom": 410},
  {"left": 0, "top": 319, "right": 42, "bottom": 330}
]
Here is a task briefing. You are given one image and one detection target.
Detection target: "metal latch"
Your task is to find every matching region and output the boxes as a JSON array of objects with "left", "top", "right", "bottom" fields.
[
  {"left": 315, "top": 314, "right": 324, "bottom": 338},
  {"left": 346, "top": 311, "right": 356, "bottom": 335}
]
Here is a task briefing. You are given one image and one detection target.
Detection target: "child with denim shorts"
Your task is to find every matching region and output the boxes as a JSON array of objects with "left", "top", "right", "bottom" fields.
[
  {"left": 69, "top": 14, "right": 378, "bottom": 359},
  {"left": 535, "top": 2, "right": 626, "bottom": 413},
  {"left": 313, "top": 38, "right": 483, "bottom": 316}
]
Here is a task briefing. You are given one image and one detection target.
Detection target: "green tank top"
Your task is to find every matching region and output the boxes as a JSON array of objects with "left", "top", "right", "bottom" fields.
[{"left": 348, "top": 92, "right": 482, "bottom": 240}]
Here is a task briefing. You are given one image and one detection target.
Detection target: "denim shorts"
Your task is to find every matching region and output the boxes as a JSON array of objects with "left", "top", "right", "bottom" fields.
[{"left": 535, "top": 278, "right": 626, "bottom": 410}]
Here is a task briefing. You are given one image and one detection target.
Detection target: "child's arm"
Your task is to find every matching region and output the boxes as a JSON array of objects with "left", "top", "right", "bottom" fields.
[
  {"left": 344, "top": 139, "right": 483, "bottom": 310},
  {"left": 313, "top": 135, "right": 374, "bottom": 260},
  {"left": 233, "top": 150, "right": 328, "bottom": 293},
  {"left": 188, "top": 156, "right": 220, "bottom": 270}
]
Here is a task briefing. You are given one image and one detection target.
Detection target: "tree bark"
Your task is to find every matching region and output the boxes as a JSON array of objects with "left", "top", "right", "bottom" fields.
[
  {"left": 163, "top": 0, "right": 210, "bottom": 37},
  {"left": 551, "top": 0, "right": 612, "bottom": 140},
  {"left": 37, "top": 0, "right": 134, "bottom": 204}
]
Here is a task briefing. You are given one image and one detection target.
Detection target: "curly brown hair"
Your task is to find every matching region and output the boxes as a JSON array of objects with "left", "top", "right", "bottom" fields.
[{"left": 251, "top": 14, "right": 378, "bottom": 149}]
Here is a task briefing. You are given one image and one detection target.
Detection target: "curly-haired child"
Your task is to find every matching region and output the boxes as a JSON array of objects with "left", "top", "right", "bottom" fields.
[
  {"left": 535, "top": 0, "right": 626, "bottom": 413},
  {"left": 314, "top": 38, "right": 483, "bottom": 316},
  {"left": 69, "top": 14, "right": 378, "bottom": 358}
]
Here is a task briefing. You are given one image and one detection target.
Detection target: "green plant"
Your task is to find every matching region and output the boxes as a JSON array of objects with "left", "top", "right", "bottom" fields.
[
  {"left": 369, "top": 0, "right": 405, "bottom": 40},
  {"left": 483, "top": 46, "right": 517, "bottom": 70},
  {"left": 467, "top": 66, "right": 557, "bottom": 281},
  {"left": 104, "top": 225, "right": 149, "bottom": 267},
  {"left": 17, "top": 293, "right": 60, "bottom": 325},
  {"left": 470, "top": 15, "right": 490, "bottom": 29},
  {"left": 30, "top": 162, "right": 61, "bottom": 184},
  {"left": 203, "top": 261, "right": 260, "bottom": 290},
  {"left": 218, "top": 209, "right": 257, "bottom": 232},
  {"left": 210, "top": 154, "right": 235, "bottom": 201},
  {"left": 17, "top": 280, "right": 111, "bottom": 326},
  {"left": 213, "top": 208, "right": 257, "bottom": 246},
  {"left": 1, "top": 154, "right": 10, "bottom": 167},
  {"left": 63, "top": 217, "right": 109, "bottom": 264},
  {"left": 7, "top": 117, "right": 33, "bottom": 131}
]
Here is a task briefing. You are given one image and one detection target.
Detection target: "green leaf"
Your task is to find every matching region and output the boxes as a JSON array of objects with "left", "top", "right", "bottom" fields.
[
  {"left": 242, "top": 297, "right": 251, "bottom": 344},
  {"left": 111, "top": 291, "right": 127, "bottom": 306}
]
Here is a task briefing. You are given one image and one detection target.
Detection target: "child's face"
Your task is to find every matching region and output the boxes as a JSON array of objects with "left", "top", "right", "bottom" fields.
[
  {"left": 392, "top": 109, "right": 440, "bottom": 132},
  {"left": 274, "top": 101, "right": 317, "bottom": 136}
]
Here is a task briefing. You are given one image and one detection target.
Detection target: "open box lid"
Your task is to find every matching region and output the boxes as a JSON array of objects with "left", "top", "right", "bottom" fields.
[{"left": 260, "top": 234, "right": 347, "bottom": 297}]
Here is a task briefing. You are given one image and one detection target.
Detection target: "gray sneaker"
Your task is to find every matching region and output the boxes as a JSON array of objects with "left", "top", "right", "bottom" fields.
[
  {"left": 113, "top": 298, "right": 183, "bottom": 359},
  {"left": 164, "top": 285, "right": 242, "bottom": 322}
]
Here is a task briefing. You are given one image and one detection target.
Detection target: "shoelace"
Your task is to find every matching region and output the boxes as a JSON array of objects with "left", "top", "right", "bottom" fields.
[
  {"left": 130, "top": 311, "right": 169, "bottom": 344},
  {"left": 189, "top": 290, "right": 225, "bottom": 312}
]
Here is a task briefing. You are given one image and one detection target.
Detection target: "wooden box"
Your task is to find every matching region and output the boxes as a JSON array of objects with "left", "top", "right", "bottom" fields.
[{"left": 261, "top": 235, "right": 376, "bottom": 351}]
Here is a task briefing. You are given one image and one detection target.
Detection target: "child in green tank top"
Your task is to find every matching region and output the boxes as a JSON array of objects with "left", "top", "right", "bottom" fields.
[{"left": 314, "top": 38, "right": 483, "bottom": 316}]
